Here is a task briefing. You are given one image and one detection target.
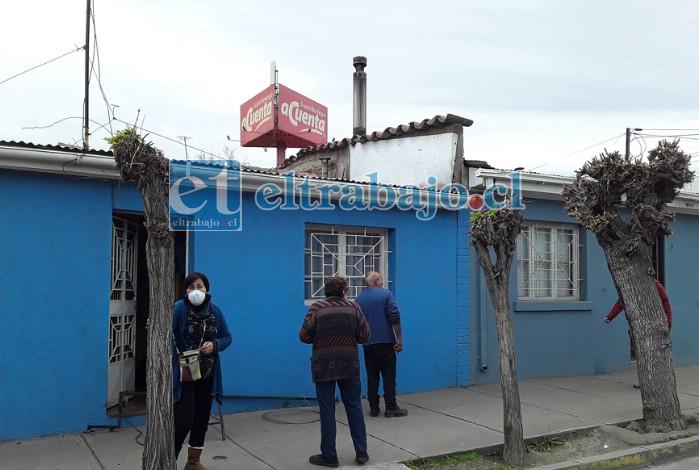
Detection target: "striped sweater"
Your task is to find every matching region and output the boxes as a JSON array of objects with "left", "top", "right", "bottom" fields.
[{"left": 299, "top": 297, "right": 371, "bottom": 383}]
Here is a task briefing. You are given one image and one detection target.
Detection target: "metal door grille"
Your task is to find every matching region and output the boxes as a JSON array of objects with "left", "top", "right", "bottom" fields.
[
  {"left": 109, "top": 314, "right": 135, "bottom": 364},
  {"left": 109, "top": 218, "right": 137, "bottom": 364}
]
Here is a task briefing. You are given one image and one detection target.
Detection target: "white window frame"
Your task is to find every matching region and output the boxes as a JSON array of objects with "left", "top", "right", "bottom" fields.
[
  {"left": 305, "top": 224, "right": 389, "bottom": 304},
  {"left": 517, "top": 222, "right": 580, "bottom": 301}
]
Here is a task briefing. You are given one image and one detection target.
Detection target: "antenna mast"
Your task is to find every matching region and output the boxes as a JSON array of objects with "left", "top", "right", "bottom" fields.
[{"left": 83, "top": 0, "right": 91, "bottom": 150}]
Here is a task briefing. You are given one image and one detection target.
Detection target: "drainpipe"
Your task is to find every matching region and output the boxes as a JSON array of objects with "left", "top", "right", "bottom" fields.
[
  {"left": 352, "top": 56, "right": 367, "bottom": 136},
  {"left": 479, "top": 271, "right": 489, "bottom": 371}
]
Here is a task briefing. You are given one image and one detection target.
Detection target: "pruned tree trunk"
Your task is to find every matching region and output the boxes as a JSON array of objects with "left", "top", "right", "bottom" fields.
[
  {"left": 562, "top": 141, "right": 692, "bottom": 434},
  {"left": 110, "top": 128, "right": 176, "bottom": 470},
  {"left": 603, "top": 240, "right": 685, "bottom": 432},
  {"left": 471, "top": 208, "right": 525, "bottom": 465}
]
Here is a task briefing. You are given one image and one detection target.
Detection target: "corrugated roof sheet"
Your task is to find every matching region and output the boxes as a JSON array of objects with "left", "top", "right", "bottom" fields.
[
  {"left": 281, "top": 114, "right": 474, "bottom": 167},
  {"left": 170, "top": 159, "right": 357, "bottom": 182},
  {"left": 0, "top": 140, "right": 113, "bottom": 156},
  {"left": 233, "top": 161, "right": 371, "bottom": 184}
]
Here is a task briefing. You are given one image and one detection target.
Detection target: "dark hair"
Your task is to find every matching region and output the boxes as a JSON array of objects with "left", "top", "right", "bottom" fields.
[
  {"left": 183, "top": 272, "right": 210, "bottom": 293},
  {"left": 324, "top": 277, "right": 347, "bottom": 297}
]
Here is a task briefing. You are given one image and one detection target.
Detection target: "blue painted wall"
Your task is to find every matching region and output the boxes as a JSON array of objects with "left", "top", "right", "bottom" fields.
[
  {"left": 664, "top": 213, "right": 699, "bottom": 366},
  {"left": 1, "top": 168, "right": 464, "bottom": 439},
  {"left": 7, "top": 162, "right": 698, "bottom": 440},
  {"left": 0, "top": 170, "right": 145, "bottom": 439},
  {"left": 186, "top": 190, "right": 463, "bottom": 413},
  {"left": 470, "top": 198, "right": 628, "bottom": 384}
]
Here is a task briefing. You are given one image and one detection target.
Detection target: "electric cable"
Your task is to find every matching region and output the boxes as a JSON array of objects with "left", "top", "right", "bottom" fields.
[
  {"left": 23, "top": 115, "right": 112, "bottom": 135},
  {"left": 111, "top": 117, "right": 228, "bottom": 160},
  {"left": 527, "top": 133, "right": 625, "bottom": 172},
  {"left": 0, "top": 46, "right": 84, "bottom": 86},
  {"left": 121, "top": 416, "right": 145, "bottom": 446},
  {"left": 637, "top": 133, "right": 699, "bottom": 140},
  {"left": 630, "top": 133, "right": 647, "bottom": 159},
  {"left": 561, "top": 134, "right": 626, "bottom": 159},
  {"left": 640, "top": 128, "right": 699, "bottom": 131},
  {"left": 90, "top": 1, "right": 115, "bottom": 136}
]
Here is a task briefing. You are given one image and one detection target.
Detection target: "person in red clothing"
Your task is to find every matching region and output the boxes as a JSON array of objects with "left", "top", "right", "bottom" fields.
[{"left": 603, "top": 278, "right": 672, "bottom": 329}]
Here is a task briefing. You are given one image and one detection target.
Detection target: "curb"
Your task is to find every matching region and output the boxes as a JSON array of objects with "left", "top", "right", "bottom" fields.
[
  {"left": 364, "top": 464, "right": 412, "bottom": 470},
  {"left": 531, "top": 434, "right": 699, "bottom": 470}
]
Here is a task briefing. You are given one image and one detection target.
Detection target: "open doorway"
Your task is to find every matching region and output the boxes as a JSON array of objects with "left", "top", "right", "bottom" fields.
[
  {"left": 107, "top": 214, "right": 149, "bottom": 417},
  {"left": 106, "top": 214, "right": 187, "bottom": 417}
]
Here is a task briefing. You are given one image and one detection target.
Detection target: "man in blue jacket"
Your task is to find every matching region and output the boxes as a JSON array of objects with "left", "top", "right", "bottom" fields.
[{"left": 355, "top": 272, "right": 408, "bottom": 418}]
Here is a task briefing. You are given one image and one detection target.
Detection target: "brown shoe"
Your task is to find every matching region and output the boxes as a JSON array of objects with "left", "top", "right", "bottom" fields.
[{"left": 184, "top": 447, "right": 207, "bottom": 470}]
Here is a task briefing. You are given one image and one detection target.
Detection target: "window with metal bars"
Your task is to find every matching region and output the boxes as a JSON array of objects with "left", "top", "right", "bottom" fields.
[
  {"left": 517, "top": 222, "right": 580, "bottom": 300},
  {"left": 305, "top": 224, "right": 389, "bottom": 302}
]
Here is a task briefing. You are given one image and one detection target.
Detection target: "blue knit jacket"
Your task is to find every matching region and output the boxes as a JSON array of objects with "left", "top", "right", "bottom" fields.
[{"left": 172, "top": 299, "right": 232, "bottom": 403}]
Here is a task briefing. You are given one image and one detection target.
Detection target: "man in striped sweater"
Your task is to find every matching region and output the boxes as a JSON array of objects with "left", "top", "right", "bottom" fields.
[{"left": 299, "top": 277, "right": 371, "bottom": 467}]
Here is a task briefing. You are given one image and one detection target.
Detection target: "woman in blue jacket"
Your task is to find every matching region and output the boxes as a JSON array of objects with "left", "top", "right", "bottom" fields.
[{"left": 173, "top": 272, "right": 232, "bottom": 469}]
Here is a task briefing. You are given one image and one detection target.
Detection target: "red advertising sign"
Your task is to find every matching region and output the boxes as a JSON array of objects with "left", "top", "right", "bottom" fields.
[
  {"left": 240, "top": 84, "right": 328, "bottom": 149},
  {"left": 240, "top": 85, "right": 275, "bottom": 147},
  {"left": 277, "top": 84, "right": 328, "bottom": 146}
]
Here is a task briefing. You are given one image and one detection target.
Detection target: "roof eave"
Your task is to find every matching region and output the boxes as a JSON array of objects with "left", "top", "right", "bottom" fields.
[
  {"left": 0, "top": 146, "right": 121, "bottom": 180},
  {"left": 474, "top": 168, "right": 699, "bottom": 215}
]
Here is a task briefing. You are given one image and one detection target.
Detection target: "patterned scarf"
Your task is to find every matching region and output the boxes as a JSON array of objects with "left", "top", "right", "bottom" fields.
[{"left": 184, "top": 301, "right": 219, "bottom": 379}]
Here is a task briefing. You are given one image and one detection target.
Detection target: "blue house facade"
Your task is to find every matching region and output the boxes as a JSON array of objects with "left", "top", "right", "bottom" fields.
[
  {"left": 3, "top": 115, "right": 698, "bottom": 441},
  {"left": 467, "top": 167, "right": 699, "bottom": 384},
  {"left": 0, "top": 135, "right": 469, "bottom": 440}
]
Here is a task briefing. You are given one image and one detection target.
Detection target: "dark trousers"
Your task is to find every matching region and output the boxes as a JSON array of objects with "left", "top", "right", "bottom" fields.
[
  {"left": 315, "top": 378, "right": 367, "bottom": 457},
  {"left": 363, "top": 343, "right": 397, "bottom": 409},
  {"left": 174, "top": 376, "right": 214, "bottom": 457}
]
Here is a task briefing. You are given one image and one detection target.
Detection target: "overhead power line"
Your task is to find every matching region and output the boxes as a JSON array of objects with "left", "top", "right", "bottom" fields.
[
  {"left": 562, "top": 134, "right": 625, "bottom": 158},
  {"left": 640, "top": 128, "right": 699, "bottom": 131},
  {"left": 0, "top": 46, "right": 85, "bottom": 86}
]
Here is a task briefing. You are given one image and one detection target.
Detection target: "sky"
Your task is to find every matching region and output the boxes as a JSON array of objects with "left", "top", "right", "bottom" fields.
[{"left": 2, "top": 0, "right": 699, "bottom": 177}]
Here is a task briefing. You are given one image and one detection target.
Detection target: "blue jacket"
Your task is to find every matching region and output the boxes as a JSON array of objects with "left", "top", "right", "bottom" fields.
[
  {"left": 355, "top": 287, "right": 400, "bottom": 346},
  {"left": 172, "top": 299, "right": 232, "bottom": 403}
]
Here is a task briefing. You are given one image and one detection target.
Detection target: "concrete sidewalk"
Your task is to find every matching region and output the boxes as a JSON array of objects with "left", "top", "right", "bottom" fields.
[{"left": 4, "top": 365, "right": 699, "bottom": 470}]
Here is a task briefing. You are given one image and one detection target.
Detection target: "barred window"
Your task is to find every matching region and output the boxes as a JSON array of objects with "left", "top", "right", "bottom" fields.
[
  {"left": 517, "top": 222, "right": 580, "bottom": 300},
  {"left": 305, "top": 224, "right": 389, "bottom": 302}
]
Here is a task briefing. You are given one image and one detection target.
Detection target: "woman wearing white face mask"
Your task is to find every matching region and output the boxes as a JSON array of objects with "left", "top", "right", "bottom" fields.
[{"left": 172, "top": 272, "right": 232, "bottom": 470}]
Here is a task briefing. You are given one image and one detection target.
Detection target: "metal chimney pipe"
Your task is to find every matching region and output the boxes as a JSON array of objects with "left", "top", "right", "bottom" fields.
[
  {"left": 353, "top": 56, "right": 367, "bottom": 136},
  {"left": 319, "top": 157, "right": 330, "bottom": 178}
]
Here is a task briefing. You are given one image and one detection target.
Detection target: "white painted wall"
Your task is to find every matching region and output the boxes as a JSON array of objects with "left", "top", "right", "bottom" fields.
[{"left": 349, "top": 133, "right": 458, "bottom": 188}]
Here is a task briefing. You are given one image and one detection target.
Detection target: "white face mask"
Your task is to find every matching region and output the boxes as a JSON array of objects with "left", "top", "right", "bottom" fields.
[{"left": 187, "top": 289, "right": 206, "bottom": 306}]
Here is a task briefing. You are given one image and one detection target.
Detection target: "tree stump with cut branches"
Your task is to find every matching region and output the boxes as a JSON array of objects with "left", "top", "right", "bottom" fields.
[
  {"left": 109, "top": 128, "right": 176, "bottom": 470},
  {"left": 562, "top": 140, "right": 693, "bottom": 433},
  {"left": 470, "top": 207, "right": 525, "bottom": 465}
]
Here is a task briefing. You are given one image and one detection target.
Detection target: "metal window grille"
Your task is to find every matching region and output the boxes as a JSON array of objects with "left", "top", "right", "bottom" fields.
[
  {"left": 517, "top": 222, "right": 580, "bottom": 300},
  {"left": 305, "top": 225, "right": 389, "bottom": 301}
]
